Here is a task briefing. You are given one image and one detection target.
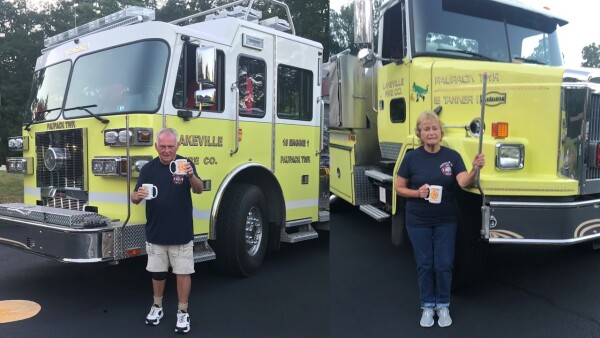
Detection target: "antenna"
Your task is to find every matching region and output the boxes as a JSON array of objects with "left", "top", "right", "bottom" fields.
[{"left": 73, "top": 2, "right": 79, "bottom": 29}]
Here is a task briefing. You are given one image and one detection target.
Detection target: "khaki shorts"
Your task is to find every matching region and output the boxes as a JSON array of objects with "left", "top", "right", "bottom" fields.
[{"left": 146, "top": 240, "right": 195, "bottom": 275}]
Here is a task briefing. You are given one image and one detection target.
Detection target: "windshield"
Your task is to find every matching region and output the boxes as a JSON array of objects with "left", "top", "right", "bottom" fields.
[
  {"left": 64, "top": 40, "right": 169, "bottom": 118},
  {"left": 411, "top": 0, "right": 563, "bottom": 66},
  {"left": 26, "top": 61, "right": 70, "bottom": 123}
]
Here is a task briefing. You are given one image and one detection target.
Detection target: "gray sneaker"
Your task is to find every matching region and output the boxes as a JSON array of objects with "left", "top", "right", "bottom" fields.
[
  {"left": 436, "top": 307, "right": 452, "bottom": 327},
  {"left": 420, "top": 308, "right": 435, "bottom": 327}
]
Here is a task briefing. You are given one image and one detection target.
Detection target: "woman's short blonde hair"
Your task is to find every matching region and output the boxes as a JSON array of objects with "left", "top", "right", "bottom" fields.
[{"left": 415, "top": 111, "right": 444, "bottom": 145}]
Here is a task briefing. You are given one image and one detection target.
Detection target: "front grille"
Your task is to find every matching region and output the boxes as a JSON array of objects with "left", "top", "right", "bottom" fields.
[
  {"left": 43, "top": 197, "right": 87, "bottom": 211},
  {"left": 587, "top": 94, "right": 600, "bottom": 180},
  {"left": 36, "top": 129, "right": 85, "bottom": 190}
]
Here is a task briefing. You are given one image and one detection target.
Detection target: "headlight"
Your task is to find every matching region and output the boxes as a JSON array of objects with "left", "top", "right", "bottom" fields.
[
  {"left": 6, "top": 157, "right": 33, "bottom": 174},
  {"left": 104, "top": 128, "right": 153, "bottom": 146},
  {"left": 7, "top": 136, "right": 29, "bottom": 151},
  {"left": 104, "top": 131, "right": 118, "bottom": 145},
  {"left": 496, "top": 144, "right": 524, "bottom": 170},
  {"left": 118, "top": 130, "right": 132, "bottom": 143},
  {"left": 91, "top": 156, "right": 152, "bottom": 177}
]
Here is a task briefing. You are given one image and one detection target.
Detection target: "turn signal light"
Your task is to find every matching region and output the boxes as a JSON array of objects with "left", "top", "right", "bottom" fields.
[
  {"left": 126, "top": 248, "right": 142, "bottom": 257},
  {"left": 492, "top": 122, "right": 509, "bottom": 138}
]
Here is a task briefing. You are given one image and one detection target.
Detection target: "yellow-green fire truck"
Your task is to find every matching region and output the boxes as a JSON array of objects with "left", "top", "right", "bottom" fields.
[
  {"left": 329, "top": 0, "right": 600, "bottom": 286},
  {"left": 0, "top": 0, "right": 328, "bottom": 276}
]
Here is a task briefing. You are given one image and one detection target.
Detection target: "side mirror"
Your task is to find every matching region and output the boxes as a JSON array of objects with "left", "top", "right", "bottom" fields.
[
  {"left": 195, "top": 88, "right": 217, "bottom": 108},
  {"left": 195, "top": 46, "right": 217, "bottom": 116},
  {"left": 196, "top": 46, "right": 216, "bottom": 86}
]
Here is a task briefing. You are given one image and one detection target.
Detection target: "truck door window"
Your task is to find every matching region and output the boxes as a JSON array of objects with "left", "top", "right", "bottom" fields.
[
  {"left": 64, "top": 40, "right": 169, "bottom": 118},
  {"left": 173, "top": 44, "right": 224, "bottom": 111},
  {"left": 277, "top": 64, "right": 313, "bottom": 121},
  {"left": 238, "top": 56, "right": 266, "bottom": 118},
  {"left": 381, "top": 2, "right": 405, "bottom": 63}
]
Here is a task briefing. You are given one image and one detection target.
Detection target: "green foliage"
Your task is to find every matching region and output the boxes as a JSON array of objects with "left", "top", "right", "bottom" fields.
[
  {"left": 0, "top": 0, "right": 328, "bottom": 164},
  {"left": 0, "top": 171, "right": 24, "bottom": 203},
  {"left": 582, "top": 43, "right": 600, "bottom": 68}
]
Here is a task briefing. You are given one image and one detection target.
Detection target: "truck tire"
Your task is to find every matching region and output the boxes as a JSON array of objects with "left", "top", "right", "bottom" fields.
[
  {"left": 452, "top": 189, "right": 488, "bottom": 290},
  {"left": 215, "top": 184, "right": 269, "bottom": 276}
]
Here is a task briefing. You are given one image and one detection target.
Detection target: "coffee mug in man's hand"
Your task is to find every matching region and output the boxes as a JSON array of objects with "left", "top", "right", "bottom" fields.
[
  {"left": 169, "top": 159, "right": 188, "bottom": 176},
  {"left": 142, "top": 183, "right": 158, "bottom": 200},
  {"left": 424, "top": 185, "right": 443, "bottom": 204}
]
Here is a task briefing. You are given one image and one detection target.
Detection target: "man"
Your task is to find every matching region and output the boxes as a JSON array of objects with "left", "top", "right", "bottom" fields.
[{"left": 131, "top": 128, "right": 203, "bottom": 334}]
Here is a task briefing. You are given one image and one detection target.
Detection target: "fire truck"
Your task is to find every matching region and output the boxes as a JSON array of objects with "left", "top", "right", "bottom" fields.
[
  {"left": 329, "top": 0, "right": 600, "bottom": 286},
  {"left": 0, "top": 0, "right": 328, "bottom": 276}
]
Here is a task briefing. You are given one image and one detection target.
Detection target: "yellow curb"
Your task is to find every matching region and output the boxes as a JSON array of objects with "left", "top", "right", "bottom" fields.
[{"left": 0, "top": 300, "right": 41, "bottom": 323}]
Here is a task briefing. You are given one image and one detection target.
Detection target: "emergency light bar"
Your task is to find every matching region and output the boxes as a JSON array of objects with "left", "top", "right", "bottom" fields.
[{"left": 44, "top": 7, "right": 155, "bottom": 48}]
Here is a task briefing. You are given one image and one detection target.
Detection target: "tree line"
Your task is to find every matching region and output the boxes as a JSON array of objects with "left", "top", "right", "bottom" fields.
[{"left": 0, "top": 0, "right": 328, "bottom": 164}]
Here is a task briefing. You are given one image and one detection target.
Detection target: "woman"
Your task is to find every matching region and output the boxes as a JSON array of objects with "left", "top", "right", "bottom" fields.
[{"left": 395, "top": 111, "right": 485, "bottom": 328}]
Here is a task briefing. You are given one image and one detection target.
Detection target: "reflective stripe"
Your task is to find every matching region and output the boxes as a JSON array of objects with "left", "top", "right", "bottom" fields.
[
  {"left": 24, "top": 187, "right": 40, "bottom": 197},
  {"left": 89, "top": 192, "right": 129, "bottom": 204},
  {"left": 285, "top": 198, "right": 318, "bottom": 210},
  {"left": 193, "top": 208, "right": 210, "bottom": 221}
]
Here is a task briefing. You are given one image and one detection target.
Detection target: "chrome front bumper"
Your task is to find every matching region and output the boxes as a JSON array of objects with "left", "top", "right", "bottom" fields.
[
  {"left": 483, "top": 198, "right": 600, "bottom": 244},
  {"left": 0, "top": 214, "right": 146, "bottom": 263}
]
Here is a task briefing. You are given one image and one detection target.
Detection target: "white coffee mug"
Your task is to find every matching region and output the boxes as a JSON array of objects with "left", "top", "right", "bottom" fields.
[
  {"left": 169, "top": 159, "right": 188, "bottom": 176},
  {"left": 142, "top": 183, "right": 158, "bottom": 200},
  {"left": 424, "top": 185, "right": 443, "bottom": 204}
]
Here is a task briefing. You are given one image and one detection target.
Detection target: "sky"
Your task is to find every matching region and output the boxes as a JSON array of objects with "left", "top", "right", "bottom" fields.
[{"left": 330, "top": 0, "right": 600, "bottom": 68}]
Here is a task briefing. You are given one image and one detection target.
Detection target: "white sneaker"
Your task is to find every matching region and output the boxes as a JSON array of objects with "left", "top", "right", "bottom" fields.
[
  {"left": 145, "top": 305, "right": 163, "bottom": 326},
  {"left": 175, "top": 310, "right": 190, "bottom": 334},
  {"left": 437, "top": 307, "right": 452, "bottom": 327},
  {"left": 420, "top": 308, "right": 435, "bottom": 327}
]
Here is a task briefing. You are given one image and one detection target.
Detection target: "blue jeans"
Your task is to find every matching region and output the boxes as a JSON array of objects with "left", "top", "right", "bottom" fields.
[{"left": 406, "top": 222, "right": 457, "bottom": 309}]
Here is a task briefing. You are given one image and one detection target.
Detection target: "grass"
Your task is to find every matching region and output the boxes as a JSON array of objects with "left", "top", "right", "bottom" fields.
[{"left": 0, "top": 171, "right": 24, "bottom": 203}]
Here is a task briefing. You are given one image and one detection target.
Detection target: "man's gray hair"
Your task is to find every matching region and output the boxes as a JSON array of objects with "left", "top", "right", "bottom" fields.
[{"left": 156, "top": 128, "right": 178, "bottom": 142}]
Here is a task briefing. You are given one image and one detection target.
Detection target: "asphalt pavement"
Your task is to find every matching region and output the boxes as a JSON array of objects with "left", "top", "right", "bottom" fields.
[
  {"left": 331, "top": 201, "right": 600, "bottom": 338},
  {"left": 3, "top": 201, "right": 600, "bottom": 338},
  {"left": 0, "top": 230, "right": 328, "bottom": 338}
]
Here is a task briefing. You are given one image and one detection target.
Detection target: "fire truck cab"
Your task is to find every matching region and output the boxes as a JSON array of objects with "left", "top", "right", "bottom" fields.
[
  {"left": 1, "top": 1, "right": 328, "bottom": 276},
  {"left": 330, "top": 0, "right": 600, "bottom": 286}
]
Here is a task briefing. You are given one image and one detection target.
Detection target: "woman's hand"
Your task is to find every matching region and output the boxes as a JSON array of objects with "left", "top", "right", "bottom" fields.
[
  {"left": 417, "top": 184, "right": 430, "bottom": 198},
  {"left": 472, "top": 153, "right": 485, "bottom": 170}
]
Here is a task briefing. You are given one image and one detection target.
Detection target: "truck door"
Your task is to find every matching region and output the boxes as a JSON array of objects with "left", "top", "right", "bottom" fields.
[
  {"left": 273, "top": 38, "right": 321, "bottom": 222},
  {"left": 234, "top": 32, "right": 274, "bottom": 170}
]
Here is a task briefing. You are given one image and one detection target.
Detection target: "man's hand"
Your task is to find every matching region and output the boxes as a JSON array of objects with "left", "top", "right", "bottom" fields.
[{"left": 131, "top": 186, "right": 148, "bottom": 204}]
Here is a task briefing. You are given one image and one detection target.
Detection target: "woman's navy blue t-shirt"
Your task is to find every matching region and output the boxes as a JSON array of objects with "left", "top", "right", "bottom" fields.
[
  {"left": 135, "top": 155, "right": 197, "bottom": 244},
  {"left": 397, "top": 146, "right": 466, "bottom": 227}
]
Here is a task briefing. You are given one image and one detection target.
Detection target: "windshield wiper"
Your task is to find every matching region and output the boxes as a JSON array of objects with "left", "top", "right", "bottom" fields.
[
  {"left": 24, "top": 107, "right": 62, "bottom": 131},
  {"left": 63, "top": 104, "right": 109, "bottom": 124},
  {"left": 512, "top": 56, "right": 546, "bottom": 65},
  {"left": 436, "top": 48, "right": 497, "bottom": 62}
]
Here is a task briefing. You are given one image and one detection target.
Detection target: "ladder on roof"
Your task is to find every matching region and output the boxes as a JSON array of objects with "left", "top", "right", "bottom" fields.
[{"left": 169, "top": 0, "right": 296, "bottom": 35}]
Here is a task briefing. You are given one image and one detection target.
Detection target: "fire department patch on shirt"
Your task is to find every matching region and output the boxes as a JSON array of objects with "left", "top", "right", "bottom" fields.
[
  {"left": 440, "top": 161, "right": 453, "bottom": 176},
  {"left": 172, "top": 175, "right": 185, "bottom": 185}
]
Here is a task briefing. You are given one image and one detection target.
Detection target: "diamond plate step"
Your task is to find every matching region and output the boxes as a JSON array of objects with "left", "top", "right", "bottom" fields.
[
  {"left": 359, "top": 204, "right": 390, "bottom": 222},
  {"left": 193, "top": 234, "right": 215, "bottom": 263},
  {"left": 281, "top": 222, "right": 318, "bottom": 243}
]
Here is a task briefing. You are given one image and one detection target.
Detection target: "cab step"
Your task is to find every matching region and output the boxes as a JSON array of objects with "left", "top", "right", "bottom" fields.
[
  {"left": 281, "top": 218, "right": 319, "bottom": 243},
  {"left": 365, "top": 169, "right": 393, "bottom": 183},
  {"left": 359, "top": 204, "right": 390, "bottom": 222},
  {"left": 193, "top": 234, "right": 216, "bottom": 263}
]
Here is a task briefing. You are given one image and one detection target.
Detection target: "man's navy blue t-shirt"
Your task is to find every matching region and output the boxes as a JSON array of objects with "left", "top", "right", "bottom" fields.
[
  {"left": 135, "top": 155, "right": 197, "bottom": 244},
  {"left": 397, "top": 146, "right": 466, "bottom": 227}
]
